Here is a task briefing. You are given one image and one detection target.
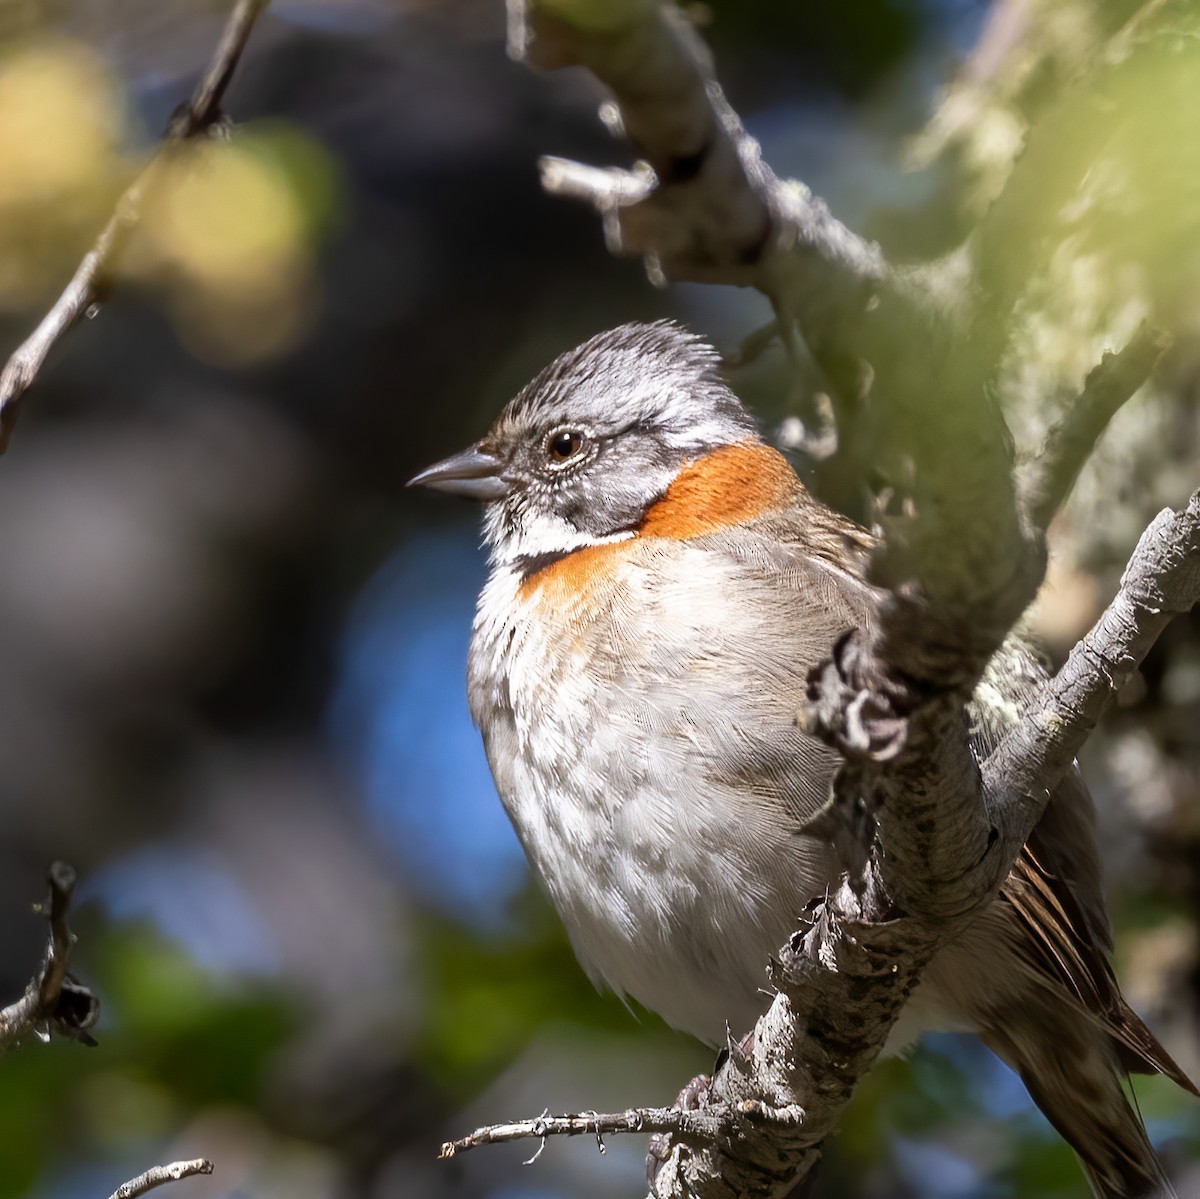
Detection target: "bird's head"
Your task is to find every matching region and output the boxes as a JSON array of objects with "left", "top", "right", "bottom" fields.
[{"left": 409, "top": 321, "right": 778, "bottom": 568}]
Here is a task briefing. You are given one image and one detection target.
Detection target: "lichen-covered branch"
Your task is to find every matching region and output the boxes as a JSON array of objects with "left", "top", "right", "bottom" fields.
[
  {"left": 0, "top": 0, "right": 271, "bottom": 453},
  {"left": 108, "top": 1159, "right": 214, "bottom": 1199},
  {"left": 0, "top": 862, "right": 100, "bottom": 1051}
]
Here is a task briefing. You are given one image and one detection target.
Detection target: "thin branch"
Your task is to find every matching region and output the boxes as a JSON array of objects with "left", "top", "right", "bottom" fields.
[
  {"left": 539, "top": 157, "right": 654, "bottom": 212},
  {"left": 108, "top": 1159, "right": 214, "bottom": 1199},
  {"left": 1024, "top": 324, "right": 1170, "bottom": 531},
  {"left": 440, "top": 1105, "right": 728, "bottom": 1160},
  {"left": 175, "top": 0, "right": 269, "bottom": 137},
  {"left": 0, "top": 0, "right": 271, "bottom": 454},
  {"left": 0, "top": 861, "right": 99, "bottom": 1051},
  {"left": 985, "top": 487, "right": 1200, "bottom": 859},
  {"left": 723, "top": 316, "right": 780, "bottom": 369}
]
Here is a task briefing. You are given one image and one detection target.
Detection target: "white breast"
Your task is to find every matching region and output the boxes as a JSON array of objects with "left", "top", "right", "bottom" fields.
[{"left": 466, "top": 543, "right": 841, "bottom": 1045}]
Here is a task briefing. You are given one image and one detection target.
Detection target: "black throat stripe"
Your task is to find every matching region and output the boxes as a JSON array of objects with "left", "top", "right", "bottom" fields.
[{"left": 514, "top": 548, "right": 574, "bottom": 581}]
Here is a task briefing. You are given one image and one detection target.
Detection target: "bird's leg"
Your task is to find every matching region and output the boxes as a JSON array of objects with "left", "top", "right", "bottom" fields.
[
  {"left": 646, "top": 1033, "right": 756, "bottom": 1187},
  {"left": 645, "top": 1027, "right": 826, "bottom": 1195},
  {"left": 645, "top": 1059, "right": 720, "bottom": 1184}
]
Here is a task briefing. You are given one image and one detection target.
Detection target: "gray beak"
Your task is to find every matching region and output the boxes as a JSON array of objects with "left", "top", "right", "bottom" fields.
[{"left": 407, "top": 443, "right": 509, "bottom": 501}]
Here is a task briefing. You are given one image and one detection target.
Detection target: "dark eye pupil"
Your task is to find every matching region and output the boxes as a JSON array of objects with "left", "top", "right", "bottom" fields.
[{"left": 550, "top": 430, "right": 582, "bottom": 461}]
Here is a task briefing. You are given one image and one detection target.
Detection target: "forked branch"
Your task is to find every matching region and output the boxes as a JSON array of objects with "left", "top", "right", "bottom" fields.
[
  {"left": 510, "top": 0, "right": 886, "bottom": 346},
  {"left": 986, "top": 487, "right": 1200, "bottom": 860}
]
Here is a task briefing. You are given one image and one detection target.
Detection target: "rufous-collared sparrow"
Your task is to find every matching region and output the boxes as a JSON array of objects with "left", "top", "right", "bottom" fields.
[{"left": 411, "top": 320, "right": 1195, "bottom": 1198}]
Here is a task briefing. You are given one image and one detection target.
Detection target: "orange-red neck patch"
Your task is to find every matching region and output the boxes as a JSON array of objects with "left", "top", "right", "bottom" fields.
[
  {"left": 515, "top": 540, "right": 628, "bottom": 605},
  {"left": 517, "top": 441, "right": 799, "bottom": 599},
  {"left": 638, "top": 440, "right": 799, "bottom": 540}
]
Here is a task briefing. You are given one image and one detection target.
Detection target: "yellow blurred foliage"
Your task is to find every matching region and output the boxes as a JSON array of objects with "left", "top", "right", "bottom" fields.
[
  {"left": 131, "top": 135, "right": 332, "bottom": 366},
  {"left": 0, "top": 36, "right": 335, "bottom": 366},
  {"left": 0, "top": 43, "right": 118, "bottom": 203},
  {"left": 145, "top": 142, "right": 308, "bottom": 295},
  {"left": 0, "top": 39, "right": 129, "bottom": 306}
]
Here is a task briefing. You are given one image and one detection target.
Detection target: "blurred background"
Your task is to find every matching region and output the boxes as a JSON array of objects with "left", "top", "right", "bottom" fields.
[{"left": 0, "top": 1, "right": 1197, "bottom": 1197}]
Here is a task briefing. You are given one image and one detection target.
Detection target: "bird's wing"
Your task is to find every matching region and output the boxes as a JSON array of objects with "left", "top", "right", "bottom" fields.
[{"left": 715, "top": 502, "right": 1194, "bottom": 1091}]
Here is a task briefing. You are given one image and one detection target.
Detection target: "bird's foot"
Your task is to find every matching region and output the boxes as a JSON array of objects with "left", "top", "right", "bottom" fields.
[{"left": 645, "top": 1070, "right": 714, "bottom": 1189}]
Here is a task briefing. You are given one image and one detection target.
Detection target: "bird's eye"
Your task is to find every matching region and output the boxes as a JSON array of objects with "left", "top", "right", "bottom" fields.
[{"left": 547, "top": 429, "right": 586, "bottom": 464}]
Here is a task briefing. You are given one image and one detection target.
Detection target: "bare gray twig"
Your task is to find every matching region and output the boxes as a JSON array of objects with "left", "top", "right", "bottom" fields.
[
  {"left": 0, "top": 861, "right": 99, "bottom": 1052},
  {"left": 440, "top": 1105, "right": 727, "bottom": 1160},
  {"left": 108, "top": 1159, "right": 214, "bottom": 1199},
  {"left": 1024, "top": 324, "right": 1169, "bottom": 532},
  {"left": 0, "top": 0, "right": 271, "bottom": 453},
  {"left": 723, "top": 317, "right": 780, "bottom": 369}
]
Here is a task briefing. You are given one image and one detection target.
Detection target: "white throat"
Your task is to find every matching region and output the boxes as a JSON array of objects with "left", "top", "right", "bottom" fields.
[{"left": 483, "top": 503, "right": 635, "bottom": 568}]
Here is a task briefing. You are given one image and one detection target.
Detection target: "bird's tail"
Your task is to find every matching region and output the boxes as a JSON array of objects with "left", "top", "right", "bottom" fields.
[{"left": 984, "top": 999, "right": 1177, "bottom": 1199}]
